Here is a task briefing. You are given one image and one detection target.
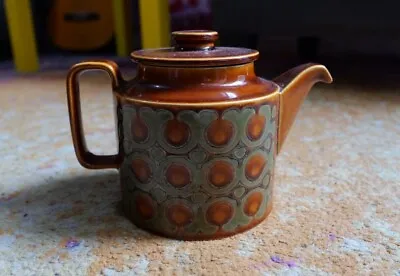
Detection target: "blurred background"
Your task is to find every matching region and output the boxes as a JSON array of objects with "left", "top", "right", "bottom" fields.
[
  {"left": 1, "top": 2, "right": 399, "bottom": 274},
  {"left": 1, "top": 0, "right": 400, "bottom": 87}
]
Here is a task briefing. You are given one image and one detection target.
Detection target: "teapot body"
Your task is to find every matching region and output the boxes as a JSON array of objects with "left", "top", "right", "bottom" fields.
[{"left": 115, "top": 63, "right": 279, "bottom": 240}]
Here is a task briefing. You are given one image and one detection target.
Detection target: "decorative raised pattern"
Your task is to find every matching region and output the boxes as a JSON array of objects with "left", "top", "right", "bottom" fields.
[{"left": 120, "top": 102, "right": 277, "bottom": 237}]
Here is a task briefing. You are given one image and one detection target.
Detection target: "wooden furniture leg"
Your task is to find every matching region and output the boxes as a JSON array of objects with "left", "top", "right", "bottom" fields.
[
  {"left": 4, "top": 0, "right": 39, "bottom": 72},
  {"left": 112, "top": 0, "right": 130, "bottom": 56},
  {"left": 138, "top": 0, "right": 170, "bottom": 49}
]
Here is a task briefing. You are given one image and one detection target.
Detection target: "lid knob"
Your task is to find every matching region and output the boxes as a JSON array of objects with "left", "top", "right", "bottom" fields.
[{"left": 172, "top": 30, "right": 218, "bottom": 51}]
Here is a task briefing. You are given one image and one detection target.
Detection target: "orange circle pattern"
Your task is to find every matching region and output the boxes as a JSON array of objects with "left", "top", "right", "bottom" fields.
[
  {"left": 245, "top": 154, "right": 266, "bottom": 181},
  {"left": 167, "top": 204, "right": 194, "bottom": 227},
  {"left": 132, "top": 159, "right": 151, "bottom": 183},
  {"left": 206, "top": 119, "right": 234, "bottom": 146},
  {"left": 165, "top": 119, "right": 190, "bottom": 146},
  {"left": 208, "top": 160, "right": 234, "bottom": 187},
  {"left": 135, "top": 193, "right": 155, "bottom": 220},
  {"left": 206, "top": 201, "right": 234, "bottom": 226},
  {"left": 244, "top": 191, "right": 263, "bottom": 216},
  {"left": 124, "top": 103, "right": 276, "bottom": 236},
  {"left": 131, "top": 116, "right": 149, "bottom": 142},
  {"left": 166, "top": 164, "right": 192, "bottom": 188},
  {"left": 247, "top": 114, "right": 266, "bottom": 141}
]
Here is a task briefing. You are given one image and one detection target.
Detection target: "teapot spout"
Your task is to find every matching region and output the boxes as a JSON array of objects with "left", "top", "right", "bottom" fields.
[{"left": 274, "top": 63, "right": 333, "bottom": 154}]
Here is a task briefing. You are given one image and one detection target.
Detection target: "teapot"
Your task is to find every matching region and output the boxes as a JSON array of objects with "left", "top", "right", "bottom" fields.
[{"left": 66, "top": 30, "right": 332, "bottom": 240}]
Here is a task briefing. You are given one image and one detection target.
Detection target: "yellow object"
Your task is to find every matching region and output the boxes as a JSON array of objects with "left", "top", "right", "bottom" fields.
[
  {"left": 4, "top": 0, "right": 39, "bottom": 72},
  {"left": 139, "top": 0, "right": 170, "bottom": 49},
  {"left": 4, "top": 0, "right": 170, "bottom": 70},
  {"left": 112, "top": 0, "right": 129, "bottom": 56}
]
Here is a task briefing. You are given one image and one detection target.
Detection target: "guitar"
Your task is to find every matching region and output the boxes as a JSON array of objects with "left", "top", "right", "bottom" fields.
[{"left": 48, "top": 0, "right": 114, "bottom": 51}]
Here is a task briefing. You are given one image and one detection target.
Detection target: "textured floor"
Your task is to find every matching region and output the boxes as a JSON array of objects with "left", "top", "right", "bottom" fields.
[{"left": 0, "top": 66, "right": 399, "bottom": 275}]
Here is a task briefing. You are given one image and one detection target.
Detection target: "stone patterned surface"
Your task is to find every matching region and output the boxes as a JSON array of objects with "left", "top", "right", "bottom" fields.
[{"left": 0, "top": 70, "right": 399, "bottom": 275}]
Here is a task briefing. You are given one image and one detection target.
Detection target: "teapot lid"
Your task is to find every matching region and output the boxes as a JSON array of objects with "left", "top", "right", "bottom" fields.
[{"left": 131, "top": 30, "right": 259, "bottom": 67}]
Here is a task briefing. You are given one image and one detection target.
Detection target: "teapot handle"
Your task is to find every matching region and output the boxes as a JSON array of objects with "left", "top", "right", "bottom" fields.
[{"left": 66, "top": 60, "right": 124, "bottom": 169}]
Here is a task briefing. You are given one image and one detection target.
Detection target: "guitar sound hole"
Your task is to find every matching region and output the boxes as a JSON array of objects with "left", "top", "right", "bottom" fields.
[{"left": 64, "top": 12, "right": 100, "bottom": 22}]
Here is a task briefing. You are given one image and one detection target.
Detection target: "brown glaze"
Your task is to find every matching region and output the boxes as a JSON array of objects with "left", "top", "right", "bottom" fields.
[
  {"left": 66, "top": 60, "right": 124, "bottom": 169},
  {"left": 172, "top": 30, "right": 218, "bottom": 51},
  {"left": 132, "top": 30, "right": 259, "bottom": 67},
  {"left": 121, "top": 63, "right": 278, "bottom": 105},
  {"left": 274, "top": 63, "right": 333, "bottom": 153},
  {"left": 66, "top": 30, "right": 333, "bottom": 241}
]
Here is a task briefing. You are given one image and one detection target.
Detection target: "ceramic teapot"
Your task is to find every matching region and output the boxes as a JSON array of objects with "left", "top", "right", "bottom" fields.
[{"left": 66, "top": 30, "right": 332, "bottom": 240}]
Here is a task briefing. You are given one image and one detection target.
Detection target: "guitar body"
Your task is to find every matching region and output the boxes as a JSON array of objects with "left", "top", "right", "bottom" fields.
[{"left": 49, "top": 0, "right": 114, "bottom": 51}]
